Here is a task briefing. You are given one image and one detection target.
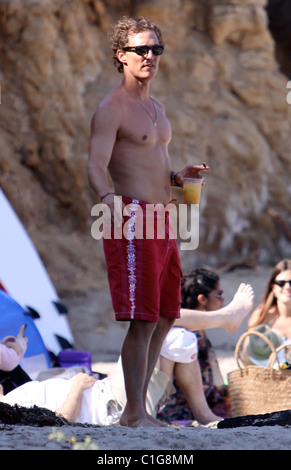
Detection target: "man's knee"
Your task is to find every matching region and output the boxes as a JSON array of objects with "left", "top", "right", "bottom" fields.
[
  {"left": 156, "top": 316, "right": 175, "bottom": 335},
  {"left": 127, "top": 319, "right": 157, "bottom": 338}
]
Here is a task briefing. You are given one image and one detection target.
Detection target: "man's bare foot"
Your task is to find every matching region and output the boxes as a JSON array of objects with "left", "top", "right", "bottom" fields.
[
  {"left": 120, "top": 415, "right": 166, "bottom": 427},
  {"left": 224, "top": 283, "right": 254, "bottom": 333},
  {"left": 120, "top": 409, "right": 167, "bottom": 427},
  {"left": 0, "top": 384, "right": 3, "bottom": 398}
]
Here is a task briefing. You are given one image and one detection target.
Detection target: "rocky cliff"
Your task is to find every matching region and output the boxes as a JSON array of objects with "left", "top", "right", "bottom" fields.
[{"left": 0, "top": 0, "right": 290, "bottom": 297}]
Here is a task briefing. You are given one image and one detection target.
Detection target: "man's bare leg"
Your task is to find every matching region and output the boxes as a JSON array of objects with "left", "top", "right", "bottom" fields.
[
  {"left": 143, "top": 316, "right": 175, "bottom": 394},
  {"left": 120, "top": 319, "right": 158, "bottom": 427},
  {"left": 120, "top": 316, "right": 175, "bottom": 427},
  {"left": 142, "top": 316, "right": 175, "bottom": 425}
]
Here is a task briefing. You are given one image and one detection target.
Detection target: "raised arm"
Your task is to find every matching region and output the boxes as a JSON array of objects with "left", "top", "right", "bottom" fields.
[{"left": 0, "top": 325, "right": 28, "bottom": 371}]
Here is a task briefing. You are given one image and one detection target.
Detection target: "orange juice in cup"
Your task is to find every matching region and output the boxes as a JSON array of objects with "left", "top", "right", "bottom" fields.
[{"left": 183, "top": 178, "right": 202, "bottom": 204}]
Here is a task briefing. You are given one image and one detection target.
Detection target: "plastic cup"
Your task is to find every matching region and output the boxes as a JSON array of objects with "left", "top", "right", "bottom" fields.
[{"left": 183, "top": 178, "right": 202, "bottom": 204}]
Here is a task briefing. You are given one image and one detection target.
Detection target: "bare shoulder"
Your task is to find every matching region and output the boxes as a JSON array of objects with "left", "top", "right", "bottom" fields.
[
  {"left": 91, "top": 86, "right": 123, "bottom": 130},
  {"left": 151, "top": 95, "right": 165, "bottom": 114}
]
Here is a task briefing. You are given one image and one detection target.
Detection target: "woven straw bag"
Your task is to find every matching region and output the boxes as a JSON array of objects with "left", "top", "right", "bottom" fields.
[{"left": 228, "top": 331, "right": 291, "bottom": 417}]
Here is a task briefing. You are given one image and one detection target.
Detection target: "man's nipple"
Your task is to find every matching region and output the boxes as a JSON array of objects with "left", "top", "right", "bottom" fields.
[{"left": 142, "top": 135, "right": 147, "bottom": 140}]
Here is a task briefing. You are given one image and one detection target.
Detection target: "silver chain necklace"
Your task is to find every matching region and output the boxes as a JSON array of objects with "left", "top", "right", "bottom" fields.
[{"left": 122, "top": 85, "right": 157, "bottom": 127}]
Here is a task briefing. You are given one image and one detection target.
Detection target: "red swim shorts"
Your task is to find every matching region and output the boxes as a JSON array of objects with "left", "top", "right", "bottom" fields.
[{"left": 103, "top": 197, "right": 181, "bottom": 322}]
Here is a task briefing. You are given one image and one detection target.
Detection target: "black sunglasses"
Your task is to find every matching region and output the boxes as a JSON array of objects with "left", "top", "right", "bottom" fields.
[
  {"left": 123, "top": 45, "right": 164, "bottom": 57},
  {"left": 273, "top": 280, "right": 291, "bottom": 287},
  {"left": 210, "top": 290, "right": 224, "bottom": 300}
]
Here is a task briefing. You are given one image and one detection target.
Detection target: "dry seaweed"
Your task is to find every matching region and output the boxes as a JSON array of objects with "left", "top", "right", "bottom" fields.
[
  {"left": 0, "top": 402, "right": 70, "bottom": 427},
  {"left": 0, "top": 402, "right": 101, "bottom": 428},
  {"left": 218, "top": 410, "right": 291, "bottom": 429}
]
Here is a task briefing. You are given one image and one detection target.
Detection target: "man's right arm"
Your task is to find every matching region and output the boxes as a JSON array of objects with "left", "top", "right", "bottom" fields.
[{"left": 88, "top": 101, "right": 119, "bottom": 202}]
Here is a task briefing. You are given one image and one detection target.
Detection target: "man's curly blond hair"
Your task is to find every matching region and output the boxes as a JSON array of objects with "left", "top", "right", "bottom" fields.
[{"left": 108, "top": 16, "right": 164, "bottom": 73}]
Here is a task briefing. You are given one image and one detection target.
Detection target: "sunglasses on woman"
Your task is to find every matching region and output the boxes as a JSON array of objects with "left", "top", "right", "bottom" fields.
[
  {"left": 273, "top": 280, "right": 291, "bottom": 287},
  {"left": 210, "top": 290, "right": 224, "bottom": 300},
  {"left": 123, "top": 45, "right": 164, "bottom": 57}
]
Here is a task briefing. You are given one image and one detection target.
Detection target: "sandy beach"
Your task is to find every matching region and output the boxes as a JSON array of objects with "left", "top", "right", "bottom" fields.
[
  {"left": 0, "top": 265, "right": 290, "bottom": 452},
  {"left": 1, "top": 0, "right": 290, "bottom": 455},
  {"left": 0, "top": 419, "right": 290, "bottom": 451}
]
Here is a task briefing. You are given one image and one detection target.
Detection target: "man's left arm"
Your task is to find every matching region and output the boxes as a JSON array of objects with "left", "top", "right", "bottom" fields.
[{"left": 172, "top": 164, "right": 210, "bottom": 188}]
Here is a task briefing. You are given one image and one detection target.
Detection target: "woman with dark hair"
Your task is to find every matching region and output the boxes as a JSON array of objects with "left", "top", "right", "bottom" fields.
[{"left": 158, "top": 268, "right": 235, "bottom": 422}]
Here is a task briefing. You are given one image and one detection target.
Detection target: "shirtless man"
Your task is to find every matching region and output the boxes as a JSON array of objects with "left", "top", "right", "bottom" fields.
[{"left": 88, "top": 16, "right": 209, "bottom": 427}]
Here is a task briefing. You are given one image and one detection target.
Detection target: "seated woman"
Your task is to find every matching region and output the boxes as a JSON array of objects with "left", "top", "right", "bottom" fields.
[
  {"left": 158, "top": 269, "right": 254, "bottom": 423},
  {"left": 242, "top": 259, "right": 291, "bottom": 365}
]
